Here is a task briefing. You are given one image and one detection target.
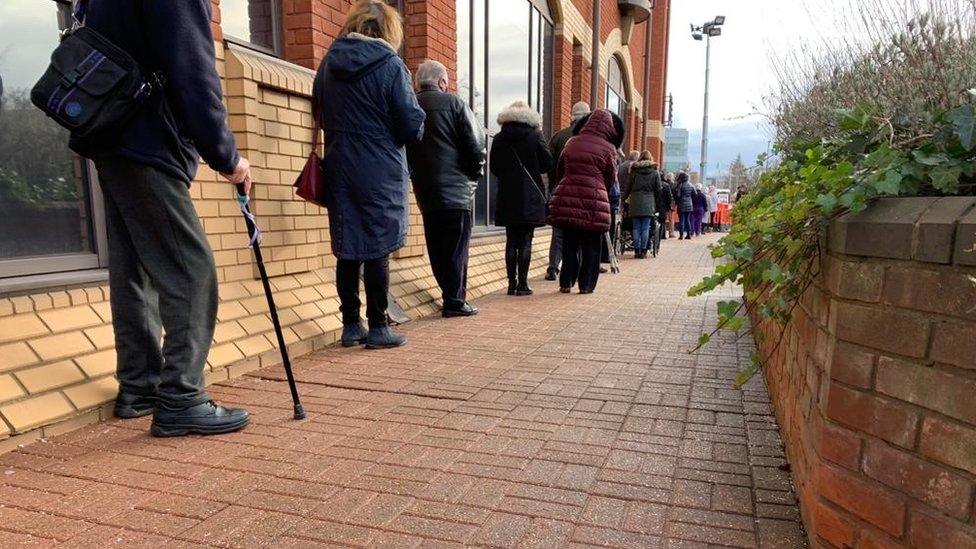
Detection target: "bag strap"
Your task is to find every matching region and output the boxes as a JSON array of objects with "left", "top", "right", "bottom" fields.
[
  {"left": 512, "top": 149, "right": 548, "bottom": 202},
  {"left": 73, "top": 0, "right": 89, "bottom": 28}
]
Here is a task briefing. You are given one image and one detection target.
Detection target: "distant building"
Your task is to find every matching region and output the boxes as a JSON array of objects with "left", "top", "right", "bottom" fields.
[{"left": 664, "top": 127, "right": 689, "bottom": 174}]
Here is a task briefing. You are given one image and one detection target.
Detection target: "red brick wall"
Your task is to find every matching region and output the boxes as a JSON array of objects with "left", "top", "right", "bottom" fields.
[
  {"left": 552, "top": 36, "right": 575, "bottom": 130},
  {"left": 751, "top": 198, "right": 976, "bottom": 548}
]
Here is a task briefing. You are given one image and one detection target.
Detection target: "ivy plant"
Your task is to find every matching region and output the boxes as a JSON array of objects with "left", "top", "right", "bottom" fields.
[{"left": 690, "top": 103, "right": 975, "bottom": 388}]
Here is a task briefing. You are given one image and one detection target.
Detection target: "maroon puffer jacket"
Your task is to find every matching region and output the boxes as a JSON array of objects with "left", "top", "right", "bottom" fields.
[{"left": 547, "top": 110, "right": 619, "bottom": 232}]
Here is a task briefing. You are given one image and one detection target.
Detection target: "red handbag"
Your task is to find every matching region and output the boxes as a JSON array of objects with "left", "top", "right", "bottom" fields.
[{"left": 293, "top": 118, "right": 327, "bottom": 207}]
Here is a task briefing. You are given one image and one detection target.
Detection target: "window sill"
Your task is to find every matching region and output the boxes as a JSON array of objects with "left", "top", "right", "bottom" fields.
[{"left": 0, "top": 269, "right": 110, "bottom": 297}]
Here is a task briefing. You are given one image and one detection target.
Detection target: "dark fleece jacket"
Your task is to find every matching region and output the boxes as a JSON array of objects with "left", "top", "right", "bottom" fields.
[{"left": 73, "top": 0, "right": 239, "bottom": 182}]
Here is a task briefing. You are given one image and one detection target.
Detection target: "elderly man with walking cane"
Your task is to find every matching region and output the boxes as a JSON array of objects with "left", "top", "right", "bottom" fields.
[{"left": 407, "top": 60, "right": 487, "bottom": 317}]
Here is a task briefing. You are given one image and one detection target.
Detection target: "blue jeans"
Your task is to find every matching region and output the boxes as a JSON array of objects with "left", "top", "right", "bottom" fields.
[
  {"left": 679, "top": 212, "right": 693, "bottom": 236},
  {"left": 631, "top": 216, "right": 651, "bottom": 250}
]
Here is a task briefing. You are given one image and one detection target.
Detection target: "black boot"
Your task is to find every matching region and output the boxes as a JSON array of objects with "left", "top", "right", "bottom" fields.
[
  {"left": 506, "top": 257, "right": 517, "bottom": 295},
  {"left": 516, "top": 254, "right": 533, "bottom": 296},
  {"left": 151, "top": 401, "right": 250, "bottom": 437}
]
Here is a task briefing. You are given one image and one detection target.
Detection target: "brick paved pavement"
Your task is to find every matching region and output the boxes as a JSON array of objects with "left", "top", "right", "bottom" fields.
[{"left": 0, "top": 234, "right": 805, "bottom": 548}]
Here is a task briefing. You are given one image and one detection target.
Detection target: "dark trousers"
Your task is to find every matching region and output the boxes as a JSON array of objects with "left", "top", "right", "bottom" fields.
[
  {"left": 505, "top": 226, "right": 535, "bottom": 287},
  {"left": 337, "top": 256, "right": 390, "bottom": 329},
  {"left": 559, "top": 227, "right": 603, "bottom": 292},
  {"left": 547, "top": 226, "right": 563, "bottom": 275},
  {"left": 423, "top": 209, "right": 472, "bottom": 310},
  {"left": 95, "top": 157, "right": 215, "bottom": 409}
]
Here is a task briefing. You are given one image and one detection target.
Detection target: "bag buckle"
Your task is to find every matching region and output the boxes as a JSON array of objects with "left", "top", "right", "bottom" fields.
[{"left": 59, "top": 67, "right": 84, "bottom": 89}]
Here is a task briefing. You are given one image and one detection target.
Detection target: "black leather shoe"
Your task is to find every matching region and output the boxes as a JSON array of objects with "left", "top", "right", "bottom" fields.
[
  {"left": 443, "top": 303, "right": 479, "bottom": 318},
  {"left": 515, "top": 285, "right": 534, "bottom": 296},
  {"left": 544, "top": 271, "right": 557, "bottom": 281},
  {"left": 114, "top": 393, "right": 155, "bottom": 419},
  {"left": 365, "top": 326, "right": 407, "bottom": 349},
  {"left": 151, "top": 401, "right": 250, "bottom": 437},
  {"left": 599, "top": 267, "right": 609, "bottom": 274}
]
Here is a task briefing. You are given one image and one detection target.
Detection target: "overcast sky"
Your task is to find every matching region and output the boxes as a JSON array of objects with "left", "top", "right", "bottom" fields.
[{"left": 665, "top": 0, "right": 878, "bottom": 176}]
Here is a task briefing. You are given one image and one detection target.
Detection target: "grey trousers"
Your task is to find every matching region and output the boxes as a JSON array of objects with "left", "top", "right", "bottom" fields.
[
  {"left": 547, "top": 226, "right": 563, "bottom": 274},
  {"left": 95, "top": 157, "right": 216, "bottom": 409}
]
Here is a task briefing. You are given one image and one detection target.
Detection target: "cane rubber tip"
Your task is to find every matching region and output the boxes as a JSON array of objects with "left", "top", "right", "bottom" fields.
[{"left": 293, "top": 404, "right": 307, "bottom": 420}]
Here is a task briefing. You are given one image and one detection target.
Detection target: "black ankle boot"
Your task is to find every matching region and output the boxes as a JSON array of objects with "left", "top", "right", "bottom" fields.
[{"left": 516, "top": 255, "right": 532, "bottom": 296}]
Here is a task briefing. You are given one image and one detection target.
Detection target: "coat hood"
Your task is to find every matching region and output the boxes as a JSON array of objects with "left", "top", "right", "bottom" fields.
[
  {"left": 572, "top": 109, "right": 625, "bottom": 148},
  {"left": 497, "top": 103, "right": 544, "bottom": 129},
  {"left": 327, "top": 34, "right": 397, "bottom": 82},
  {"left": 631, "top": 160, "right": 658, "bottom": 171}
]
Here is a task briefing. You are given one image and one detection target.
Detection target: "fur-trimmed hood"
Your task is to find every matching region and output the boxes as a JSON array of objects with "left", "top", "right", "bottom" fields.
[
  {"left": 497, "top": 102, "right": 543, "bottom": 129},
  {"left": 632, "top": 160, "right": 658, "bottom": 170}
]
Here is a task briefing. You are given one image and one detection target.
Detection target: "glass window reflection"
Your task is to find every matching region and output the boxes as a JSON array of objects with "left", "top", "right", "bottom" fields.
[
  {"left": 221, "top": 0, "right": 280, "bottom": 54},
  {"left": 0, "top": 0, "right": 95, "bottom": 265}
]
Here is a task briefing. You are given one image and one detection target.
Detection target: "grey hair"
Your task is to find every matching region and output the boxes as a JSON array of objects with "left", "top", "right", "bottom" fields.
[
  {"left": 627, "top": 151, "right": 640, "bottom": 161},
  {"left": 416, "top": 60, "right": 448, "bottom": 88}
]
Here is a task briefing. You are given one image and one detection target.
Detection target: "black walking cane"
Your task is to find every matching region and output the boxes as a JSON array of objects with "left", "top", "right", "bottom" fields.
[{"left": 236, "top": 184, "right": 306, "bottom": 420}]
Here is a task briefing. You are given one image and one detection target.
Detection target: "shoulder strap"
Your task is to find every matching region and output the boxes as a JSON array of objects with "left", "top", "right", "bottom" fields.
[{"left": 73, "top": 0, "right": 90, "bottom": 27}]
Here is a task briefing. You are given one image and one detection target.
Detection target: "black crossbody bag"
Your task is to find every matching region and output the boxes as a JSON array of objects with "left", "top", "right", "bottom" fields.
[{"left": 31, "top": 0, "right": 164, "bottom": 139}]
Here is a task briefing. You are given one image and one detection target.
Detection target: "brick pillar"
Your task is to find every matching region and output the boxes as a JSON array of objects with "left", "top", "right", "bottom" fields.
[
  {"left": 211, "top": 0, "right": 222, "bottom": 40},
  {"left": 552, "top": 36, "right": 574, "bottom": 130},
  {"left": 281, "top": 0, "right": 351, "bottom": 70},
  {"left": 403, "top": 0, "right": 456, "bottom": 74},
  {"left": 646, "top": 0, "right": 671, "bottom": 161},
  {"left": 571, "top": 42, "right": 584, "bottom": 105}
]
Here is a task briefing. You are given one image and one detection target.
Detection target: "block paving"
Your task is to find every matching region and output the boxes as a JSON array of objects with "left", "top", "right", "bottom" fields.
[{"left": 0, "top": 234, "right": 804, "bottom": 548}]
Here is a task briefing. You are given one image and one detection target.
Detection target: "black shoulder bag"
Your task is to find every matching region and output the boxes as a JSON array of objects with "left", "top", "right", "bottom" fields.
[{"left": 31, "top": 0, "right": 164, "bottom": 139}]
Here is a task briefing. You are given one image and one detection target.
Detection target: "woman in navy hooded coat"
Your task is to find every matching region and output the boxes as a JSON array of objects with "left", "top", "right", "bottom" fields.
[{"left": 312, "top": 0, "right": 426, "bottom": 350}]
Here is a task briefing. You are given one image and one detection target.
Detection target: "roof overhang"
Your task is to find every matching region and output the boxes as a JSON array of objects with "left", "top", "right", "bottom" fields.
[{"left": 619, "top": 0, "right": 653, "bottom": 45}]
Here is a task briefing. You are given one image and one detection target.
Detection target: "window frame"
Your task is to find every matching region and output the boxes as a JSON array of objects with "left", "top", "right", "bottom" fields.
[
  {"left": 221, "top": 0, "right": 285, "bottom": 58},
  {"left": 0, "top": 0, "right": 109, "bottom": 288}
]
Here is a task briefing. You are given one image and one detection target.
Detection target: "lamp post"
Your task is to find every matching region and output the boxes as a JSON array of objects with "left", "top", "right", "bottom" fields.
[{"left": 691, "top": 16, "right": 725, "bottom": 187}]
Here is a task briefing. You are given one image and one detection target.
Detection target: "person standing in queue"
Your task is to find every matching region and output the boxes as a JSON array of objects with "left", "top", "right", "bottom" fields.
[
  {"left": 545, "top": 101, "right": 591, "bottom": 281},
  {"left": 622, "top": 151, "right": 662, "bottom": 259},
  {"left": 676, "top": 172, "right": 695, "bottom": 240},
  {"left": 491, "top": 101, "right": 554, "bottom": 296},
  {"left": 76, "top": 0, "right": 251, "bottom": 436},
  {"left": 548, "top": 109, "right": 625, "bottom": 294},
  {"left": 407, "top": 60, "right": 486, "bottom": 318},
  {"left": 313, "top": 0, "right": 426, "bottom": 349}
]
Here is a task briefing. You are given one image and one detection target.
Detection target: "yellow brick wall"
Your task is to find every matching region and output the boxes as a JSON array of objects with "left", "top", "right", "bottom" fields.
[{"left": 0, "top": 45, "right": 552, "bottom": 453}]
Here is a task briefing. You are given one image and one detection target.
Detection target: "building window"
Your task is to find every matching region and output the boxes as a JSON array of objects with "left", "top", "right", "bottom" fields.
[
  {"left": 456, "top": 0, "right": 554, "bottom": 227},
  {"left": 606, "top": 55, "right": 627, "bottom": 124},
  {"left": 0, "top": 0, "right": 108, "bottom": 283},
  {"left": 221, "top": 0, "right": 283, "bottom": 56}
]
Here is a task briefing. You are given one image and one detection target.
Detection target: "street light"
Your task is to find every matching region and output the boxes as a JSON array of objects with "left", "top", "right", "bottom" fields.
[{"left": 691, "top": 16, "right": 725, "bottom": 187}]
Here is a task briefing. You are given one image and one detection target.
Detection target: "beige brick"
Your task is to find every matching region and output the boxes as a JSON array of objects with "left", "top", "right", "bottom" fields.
[
  {"left": 49, "top": 291, "right": 71, "bottom": 308},
  {"left": 208, "top": 343, "right": 244, "bottom": 368},
  {"left": 67, "top": 289, "right": 89, "bottom": 305},
  {"left": 38, "top": 306, "right": 102, "bottom": 333},
  {"left": 84, "top": 325, "right": 116, "bottom": 350},
  {"left": 0, "top": 298, "right": 13, "bottom": 316},
  {"left": 0, "top": 313, "right": 49, "bottom": 344},
  {"left": 10, "top": 296, "right": 33, "bottom": 313},
  {"left": 0, "top": 392, "right": 74, "bottom": 432},
  {"left": 235, "top": 335, "right": 273, "bottom": 357},
  {"left": 15, "top": 361, "right": 85, "bottom": 394},
  {"left": 0, "top": 342, "right": 40, "bottom": 373},
  {"left": 28, "top": 332, "right": 95, "bottom": 362},
  {"left": 90, "top": 301, "right": 113, "bottom": 323},
  {"left": 0, "top": 375, "right": 25, "bottom": 403},
  {"left": 30, "top": 294, "right": 53, "bottom": 311},
  {"left": 64, "top": 377, "right": 117, "bottom": 409},
  {"left": 75, "top": 350, "right": 117, "bottom": 378}
]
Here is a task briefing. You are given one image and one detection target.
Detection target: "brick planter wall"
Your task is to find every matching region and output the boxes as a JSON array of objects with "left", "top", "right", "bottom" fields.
[{"left": 751, "top": 197, "right": 976, "bottom": 548}]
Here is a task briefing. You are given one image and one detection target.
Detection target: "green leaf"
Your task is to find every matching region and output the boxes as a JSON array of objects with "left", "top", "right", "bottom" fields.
[
  {"left": 697, "top": 333, "right": 711, "bottom": 348},
  {"left": 734, "top": 354, "right": 761, "bottom": 389},
  {"left": 762, "top": 264, "right": 784, "bottom": 283},
  {"left": 815, "top": 193, "right": 838, "bottom": 213},
  {"left": 949, "top": 104, "right": 976, "bottom": 151},
  {"left": 874, "top": 170, "right": 902, "bottom": 195},
  {"left": 725, "top": 316, "right": 746, "bottom": 332},
  {"left": 930, "top": 165, "right": 963, "bottom": 194},
  {"left": 717, "top": 300, "right": 740, "bottom": 318}
]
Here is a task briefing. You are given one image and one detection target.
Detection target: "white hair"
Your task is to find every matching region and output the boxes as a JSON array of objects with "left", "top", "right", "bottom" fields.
[{"left": 416, "top": 60, "right": 448, "bottom": 88}]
